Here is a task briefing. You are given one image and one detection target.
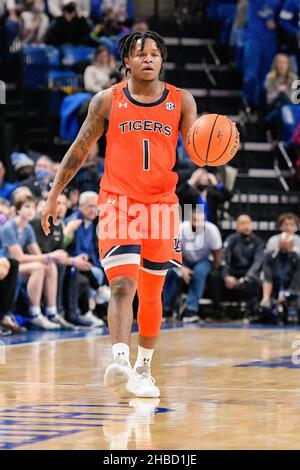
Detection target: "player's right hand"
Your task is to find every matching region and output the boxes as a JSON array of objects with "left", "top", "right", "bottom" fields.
[{"left": 41, "top": 197, "right": 58, "bottom": 236}]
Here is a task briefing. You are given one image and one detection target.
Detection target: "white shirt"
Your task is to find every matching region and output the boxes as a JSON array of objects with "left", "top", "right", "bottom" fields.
[
  {"left": 83, "top": 64, "right": 111, "bottom": 93},
  {"left": 181, "top": 220, "right": 222, "bottom": 263},
  {"left": 266, "top": 233, "right": 300, "bottom": 255}
]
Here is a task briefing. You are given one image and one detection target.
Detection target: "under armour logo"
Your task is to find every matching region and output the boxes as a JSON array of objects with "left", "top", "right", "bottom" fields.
[
  {"left": 173, "top": 236, "right": 182, "bottom": 253},
  {"left": 107, "top": 199, "right": 116, "bottom": 205},
  {"left": 118, "top": 103, "right": 128, "bottom": 108}
]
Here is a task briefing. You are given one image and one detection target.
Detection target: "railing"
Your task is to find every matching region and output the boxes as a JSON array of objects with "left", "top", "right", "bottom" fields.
[{"left": 273, "top": 142, "right": 296, "bottom": 192}]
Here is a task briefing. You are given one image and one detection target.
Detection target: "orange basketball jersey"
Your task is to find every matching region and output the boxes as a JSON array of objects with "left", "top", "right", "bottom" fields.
[{"left": 100, "top": 81, "right": 182, "bottom": 203}]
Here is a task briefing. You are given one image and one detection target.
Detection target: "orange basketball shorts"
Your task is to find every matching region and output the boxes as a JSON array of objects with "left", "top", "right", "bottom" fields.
[{"left": 98, "top": 190, "right": 182, "bottom": 282}]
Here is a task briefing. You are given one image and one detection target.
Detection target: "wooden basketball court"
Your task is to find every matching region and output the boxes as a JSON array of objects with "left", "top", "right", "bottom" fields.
[{"left": 0, "top": 324, "right": 300, "bottom": 450}]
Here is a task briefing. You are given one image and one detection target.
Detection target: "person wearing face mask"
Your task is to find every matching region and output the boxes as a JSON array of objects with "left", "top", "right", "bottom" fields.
[
  {"left": 177, "top": 167, "right": 232, "bottom": 228},
  {"left": 217, "top": 214, "right": 264, "bottom": 319},
  {"left": 23, "top": 155, "right": 54, "bottom": 199}
]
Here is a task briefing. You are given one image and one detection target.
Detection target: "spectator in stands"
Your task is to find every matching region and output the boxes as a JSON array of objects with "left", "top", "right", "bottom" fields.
[
  {"left": 84, "top": 46, "right": 113, "bottom": 94},
  {"left": 46, "top": 1, "right": 90, "bottom": 46},
  {"left": 243, "top": 0, "right": 282, "bottom": 114},
  {"left": 58, "top": 192, "right": 106, "bottom": 327},
  {"left": 266, "top": 212, "right": 300, "bottom": 254},
  {"left": 0, "top": 257, "right": 26, "bottom": 334},
  {"left": 71, "top": 143, "right": 102, "bottom": 193},
  {"left": 23, "top": 155, "right": 54, "bottom": 199},
  {"left": 48, "top": 0, "right": 91, "bottom": 18},
  {"left": 260, "top": 213, "right": 300, "bottom": 312},
  {"left": 218, "top": 214, "right": 264, "bottom": 316},
  {"left": 12, "top": 185, "right": 32, "bottom": 202},
  {"left": 265, "top": 54, "right": 297, "bottom": 105},
  {"left": 132, "top": 19, "right": 149, "bottom": 33},
  {"left": 177, "top": 168, "right": 232, "bottom": 227},
  {"left": 65, "top": 191, "right": 106, "bottom": 325},
  {"left": 89, "top": 6, "right": 129, "bottom": 52},
  {"left": 163, "top": 208, "right": 222, "bottom": 323},
  {"left": 56, "top": 193, "right": 101, "bottom": 327},
  {"left": 279, "top": 0, "right": 300, "bottom": 72},
  {"left": 215, "top": 0, "right": 237, "bottom": 46},
  {"left": 4, "top": 2, "right": 22, "bottom": 61},
  {"left": 30, "top": 197, "right": 99, "bottom": 328},
  {"left": 0, "top": 198, "right": 10, "bottom": 226},
  {"left": 231, "top": 0, "right": 248, "bottom": 70},
  {"left": 20, "top": 0, "right": 49, "bottom": 44},
  {"left": 0, "top": 194, "right": 69, "bottom": 329},
  {"left": 0, "top": 160, "right": 19, "bottom": 202},
  {"left": 11, "top": 152, "right": 34, "bottom": 182},
  {"left": 265, "top": 53, "right": 298, "bottom": 137},
  {"left": 90, "top": 0, "right": 135, "bottom": 25}
]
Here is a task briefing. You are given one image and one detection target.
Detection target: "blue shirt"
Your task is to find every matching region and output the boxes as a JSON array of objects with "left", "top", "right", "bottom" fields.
[
  {"left": 0, "top": 218, "right": 36, "bottom": 257},
  {"left": 65, "top": 210, "right": 99, "bottom": 266},
  {"left": 279, "top": 0, "right": 300, "bottom": 36},
  {"left": 0, "top": 181, "right": 19, "bottom": 202},
  {"left": 247, "top": 0, "right": 282, "bottom": 37}
]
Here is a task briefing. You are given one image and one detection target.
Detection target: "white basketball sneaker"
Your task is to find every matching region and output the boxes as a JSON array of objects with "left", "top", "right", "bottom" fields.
[
  {"left": 104, "top": 353, "right": 135, "bottom": 398},
  {"left": 133, "top": 363, "right": 160, "bottom": 398}
]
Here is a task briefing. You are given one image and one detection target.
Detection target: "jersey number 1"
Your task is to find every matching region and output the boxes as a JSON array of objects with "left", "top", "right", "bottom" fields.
[{"left": 143, "top": 139, "right": 150, "bottom": 171}]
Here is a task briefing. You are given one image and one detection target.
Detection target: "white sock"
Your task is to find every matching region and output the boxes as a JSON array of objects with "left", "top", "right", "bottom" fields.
[
  {"left": 134, "top": 346, "right": 154, "bottom": 372},
  {"left": 112, "top": 343, "right": 130, "bottom": 363},
  {"left": 45, "top": 306, "right": 57, "bottom": 318},
  {"left": 29, "top": 306, "right": 41, "bottom": 318}
]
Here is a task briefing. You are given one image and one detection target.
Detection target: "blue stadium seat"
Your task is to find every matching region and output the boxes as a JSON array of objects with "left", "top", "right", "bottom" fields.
[{"left": 21, "top": 44, "right": 60, "bottom": 90}]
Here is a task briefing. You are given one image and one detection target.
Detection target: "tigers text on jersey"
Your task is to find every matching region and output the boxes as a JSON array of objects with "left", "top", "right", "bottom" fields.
[{"left": 100, "top": 81, "right": 182, "bottom": 203}]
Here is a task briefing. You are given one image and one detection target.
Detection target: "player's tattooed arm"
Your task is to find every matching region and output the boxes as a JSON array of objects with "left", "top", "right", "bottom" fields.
[
  {"left": 48, "top": 89, "right": 111, "bottom": 199},
  {"left": 180, "top": 89, "right": 198, "bottom": 145}
]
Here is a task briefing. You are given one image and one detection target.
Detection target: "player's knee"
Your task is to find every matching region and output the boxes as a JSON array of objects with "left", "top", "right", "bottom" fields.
[{"left": 110, "top": 276, "right": 136, "bottom": 301}]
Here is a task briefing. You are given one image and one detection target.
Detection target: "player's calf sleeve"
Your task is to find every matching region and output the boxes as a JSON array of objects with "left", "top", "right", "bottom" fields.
[{"left": 137, "top": 270, "right": 166, "bottom": 337}]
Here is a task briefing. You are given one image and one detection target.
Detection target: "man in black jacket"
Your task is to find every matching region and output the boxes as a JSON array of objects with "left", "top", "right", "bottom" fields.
[
  {"left": 46, "top": 1, "right": 90, "bottom": 46},
  {"left": 217, "top": 214, "right": 265, "bottom": 316}
]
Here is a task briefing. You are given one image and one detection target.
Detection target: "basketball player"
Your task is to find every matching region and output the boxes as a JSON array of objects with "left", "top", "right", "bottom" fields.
[{"left": 41, "top": 31, "right": 198, "bottom": 398}]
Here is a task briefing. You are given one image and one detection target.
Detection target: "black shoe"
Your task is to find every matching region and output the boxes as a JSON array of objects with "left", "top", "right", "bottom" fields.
[
  {"left": 0, "top": 325, "right": 11, "bottom": 336},
  {"left": 162, "top": 309, "right": 173, "bottom": 322},
  {"left": 66, "top": 313, "right": 93, "bottom": 328},
  {"left": 182, "top": 310, "right": 199, "bottom": 323}
]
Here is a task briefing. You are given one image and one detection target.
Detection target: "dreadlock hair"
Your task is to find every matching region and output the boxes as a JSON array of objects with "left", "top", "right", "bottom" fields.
[{"left": 118, "top": 31, "right": 168, "bottom": 76}]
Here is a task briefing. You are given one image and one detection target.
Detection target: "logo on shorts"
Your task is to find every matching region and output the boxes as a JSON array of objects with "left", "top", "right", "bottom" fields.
[
  {"left": 173, "top": 236, "right": 182, "bottom": 253},
  {"left": 165, "top": 101, "right": 175, "bottom": 111}
]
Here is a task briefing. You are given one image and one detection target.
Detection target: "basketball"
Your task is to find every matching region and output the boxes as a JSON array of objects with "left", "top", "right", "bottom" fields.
[{"left": 187, "top": 114, "right": 240, "bottom": 167}]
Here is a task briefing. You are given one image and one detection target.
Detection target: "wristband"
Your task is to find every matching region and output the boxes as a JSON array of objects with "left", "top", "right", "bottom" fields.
[{"left": 71, "top": 257, "right": 76, "bottom": 274}]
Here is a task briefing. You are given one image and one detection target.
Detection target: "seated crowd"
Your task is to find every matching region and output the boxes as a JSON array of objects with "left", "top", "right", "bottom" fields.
[{"left": 1, "top": 152, "right": 300, "bottom": 335}]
